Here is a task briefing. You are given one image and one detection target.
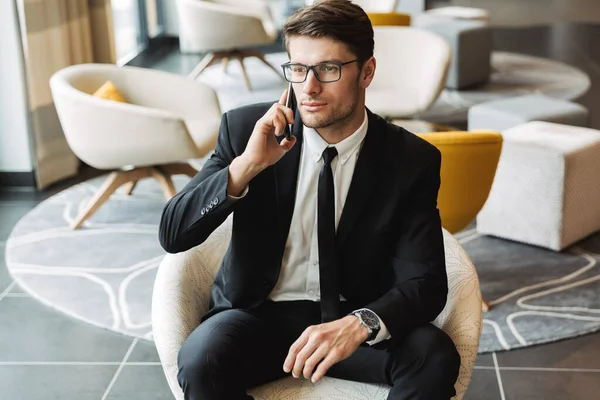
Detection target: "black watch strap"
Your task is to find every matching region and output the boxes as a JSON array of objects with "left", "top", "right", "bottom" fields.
[{"left": 367, "top": 325, "right": 379, "bottom": 342}]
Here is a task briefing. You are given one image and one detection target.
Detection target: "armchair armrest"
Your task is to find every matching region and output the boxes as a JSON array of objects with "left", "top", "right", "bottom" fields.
[
  {"left": 151, "top": 216, "right": 233, "bottom": 400},
  {"left": 433, "top": 229, "right": 483, "bottom": 399}
]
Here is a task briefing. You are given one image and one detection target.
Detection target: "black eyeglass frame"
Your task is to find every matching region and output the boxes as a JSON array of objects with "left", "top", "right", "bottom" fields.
[{"left": 280, "top": 59, "right": 359, "bottom": 83}]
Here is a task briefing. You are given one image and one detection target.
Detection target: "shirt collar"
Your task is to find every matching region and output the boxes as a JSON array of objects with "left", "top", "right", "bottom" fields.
[{"left": 303, "top": 108, "right": 369, "bottom": 165}]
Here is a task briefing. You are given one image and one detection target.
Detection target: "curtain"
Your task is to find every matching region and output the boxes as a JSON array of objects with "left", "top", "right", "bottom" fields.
[{"left": 18, "top": 0, "right": 116, "bottom": 189}]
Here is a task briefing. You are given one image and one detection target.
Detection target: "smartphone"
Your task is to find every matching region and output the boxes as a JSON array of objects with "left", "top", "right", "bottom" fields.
[{"left": 283, "top": 83, "right": 294, "bottom": 140}]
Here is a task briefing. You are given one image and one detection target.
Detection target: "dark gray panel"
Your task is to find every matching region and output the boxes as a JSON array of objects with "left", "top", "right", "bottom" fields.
[
  {"left": 463, "top": 369, "right": 503, "bottom": 400},
  {"left": 0, "top": 297, "right": 134, "bottom": 362},
  {"left": 502, "top": 370, "right": 600, "bottom": 400},
  {"left": 0, "top": 365, "right": 117, "bottom": 400},
  {"left": 127, "top": 339, "right": 161, "bottom": 363},
  {"left": 105, "top": 366, "right": 172, "bottom": 400},
  {"left": 0, "top": 203, "right": 35, "bottom": 241},
  {"left": 475, "top": 353, "right": 494, "bottom": 367},
  {"left": 496, "top": 333, "right": 600, "bottom": 369}
]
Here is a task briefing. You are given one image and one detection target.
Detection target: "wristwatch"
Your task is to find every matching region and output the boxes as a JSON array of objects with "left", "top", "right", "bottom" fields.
[{"left": 350, "top": 309, "right": 381, "bottom": 342}]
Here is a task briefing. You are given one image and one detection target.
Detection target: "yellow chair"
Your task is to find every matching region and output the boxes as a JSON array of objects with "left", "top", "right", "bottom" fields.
[
  {"left": 368, "top": 12, "right": 411, "bottom": 26},
  {"left": 416, "top": 130, "right": 503, "bottom": 311}
]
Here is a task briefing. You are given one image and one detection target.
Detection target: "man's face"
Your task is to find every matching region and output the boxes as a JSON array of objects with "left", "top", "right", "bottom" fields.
[{"left": 288, "top": 36, "right": 369, "bottom": 131}]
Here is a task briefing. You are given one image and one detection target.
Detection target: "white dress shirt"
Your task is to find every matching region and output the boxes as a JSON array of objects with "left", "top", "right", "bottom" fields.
[{"left": 231, "top": 109, "right": 390, "bottom": 345}]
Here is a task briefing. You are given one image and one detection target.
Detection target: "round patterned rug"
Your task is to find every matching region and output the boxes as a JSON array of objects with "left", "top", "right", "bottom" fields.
[
  {"left": 5, "top": 174, "right": 600, "bottom": 353},
  {"left": 195, "top": 51, "right": 591, "bottom": 123}
]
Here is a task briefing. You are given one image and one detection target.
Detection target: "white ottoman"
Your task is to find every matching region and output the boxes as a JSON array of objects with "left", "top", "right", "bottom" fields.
[
  {"left": 468, "top": 94, "right": 590, "bottom": 132},
  {"left": 477, "top": 122, "right": 600, "bottom": 251},
  {"left": 422, "top": 6, "right": 490, "bottom": 23}
]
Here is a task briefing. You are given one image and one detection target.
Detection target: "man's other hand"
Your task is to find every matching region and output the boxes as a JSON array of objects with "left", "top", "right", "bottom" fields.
[{"left": 283, "top": 315, "right": 369, "bottom": 383}]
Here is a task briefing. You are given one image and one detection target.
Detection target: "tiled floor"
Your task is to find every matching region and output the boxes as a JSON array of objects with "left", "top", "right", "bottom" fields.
[
  {"left": 3, "top": 8, "right": 600, "bottom": 400},
  {"left": 4, "top": 189, "right": 600, "bottom": 399}
]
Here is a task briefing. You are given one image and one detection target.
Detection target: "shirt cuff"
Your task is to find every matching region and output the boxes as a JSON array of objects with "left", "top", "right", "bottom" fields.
[
  {"left": 361, "top": 308, "right": 391, "bottom": 346},
  {"left": 227, "top": 185, "right": 249, "bottom": 200}
]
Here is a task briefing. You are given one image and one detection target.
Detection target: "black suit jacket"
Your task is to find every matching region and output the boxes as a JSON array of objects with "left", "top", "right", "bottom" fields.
[{"left": 158, "top": 103, "right": 447, "bottom": 346}]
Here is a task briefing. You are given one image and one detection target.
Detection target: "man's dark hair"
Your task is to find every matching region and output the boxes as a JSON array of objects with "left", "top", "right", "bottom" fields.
[{"left": 282, "top": 0, "right": 374, "bottom": 66}]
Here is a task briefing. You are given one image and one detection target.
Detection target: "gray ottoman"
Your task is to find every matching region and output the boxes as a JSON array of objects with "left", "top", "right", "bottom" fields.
[
  {"left": 415, "top": 18, "right": 492, "bottom": 89},
  {"left": 477, "top": 121, "right": 600, "bottom": 251},
  {"left": 468, "top": 94, "right": 589, "bottom": 131}
]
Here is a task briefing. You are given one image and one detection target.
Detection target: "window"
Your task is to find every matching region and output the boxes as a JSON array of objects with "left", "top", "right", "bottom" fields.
[{"left": 111, "top": 0, "right": 165, "bottom": 65}]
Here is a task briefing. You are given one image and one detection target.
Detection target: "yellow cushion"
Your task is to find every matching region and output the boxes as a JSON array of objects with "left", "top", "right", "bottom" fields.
[
  {"left": 93, "top": 81, "right": 126, "bottom": 103},
  {"left": 416, "top": 130, "right": 503, "bottom": 233},
  {"left": 368, "top": 12, "right": 411, "bottom": 27}
]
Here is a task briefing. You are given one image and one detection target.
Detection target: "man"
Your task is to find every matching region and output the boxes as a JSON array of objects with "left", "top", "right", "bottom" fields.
[{"left": 158, "top": 1, "right": 460, "bottom": 399}]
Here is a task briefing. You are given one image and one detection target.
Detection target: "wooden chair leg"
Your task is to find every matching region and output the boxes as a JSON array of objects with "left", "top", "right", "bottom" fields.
[
  {"left": 160, "top": 163, "right": 198, "bottom": 179},
  {"left": 72, "top": 168, "right": 155, "bottom": 229},
  {"left": 482, "top": 296, "right": 491, "bottom": 312},
  {"left": 151, "top": 168, "right": 177, "bottom": 200},
  {"left": 122, "top": 180, "right": 137, "bottom": 195},
  {"left": 189, "top": 52, "right": 219, "bottom": 80},
  {"left": 71, "top": 171, "right": 129, "bottom": 229},
  {"left": 249, "top": 50, "right": 285, "bottom": 80},
  {"left": 236, "top": 54, "right": 252, "bottom": 91},
  {"left": 222, "top": 57, "right": 230, "bottom": 73}
]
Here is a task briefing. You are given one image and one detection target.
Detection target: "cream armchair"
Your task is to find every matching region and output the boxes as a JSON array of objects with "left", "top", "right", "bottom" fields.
[
  {"left": 368, "top": 26, "right": 451, "bottom": 119},
  {"left": 49, "top": 63, "right": 222, "bottom": 229},
  {"left": 152, "top": 216, "right": 483, "bottom": 400},
  {"left": 177, "top": 0, "right": 282, "bottom": 90}
]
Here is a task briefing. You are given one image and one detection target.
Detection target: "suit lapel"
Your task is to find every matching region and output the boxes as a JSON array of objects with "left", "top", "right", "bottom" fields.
[
  {"left": 336, "top": 110, "right": 384, "bottom": 249},
  {"left": 274, "top": 110, "right": 304, "bottom": 244},
  {"left": 274, "top": 109, "right": 385, "bottom": 250}
]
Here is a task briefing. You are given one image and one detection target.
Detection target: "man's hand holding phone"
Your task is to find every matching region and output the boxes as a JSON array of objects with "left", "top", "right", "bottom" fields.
[{"left": 227, "top": 88, "right": 296, "bottom": 197}]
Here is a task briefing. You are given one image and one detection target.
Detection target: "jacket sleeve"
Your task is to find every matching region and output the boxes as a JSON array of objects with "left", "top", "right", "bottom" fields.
[
  {"left": 365, "top": 148, "right": 448, "bottom": 341},
  {"left": 158, "top": 112, "right": 241, "bottom": 254}
]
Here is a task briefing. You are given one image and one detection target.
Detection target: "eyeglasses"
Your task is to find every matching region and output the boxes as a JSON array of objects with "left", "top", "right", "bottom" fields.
[{"left": 281, "top": 60, "right": 358, "bottom": 83}]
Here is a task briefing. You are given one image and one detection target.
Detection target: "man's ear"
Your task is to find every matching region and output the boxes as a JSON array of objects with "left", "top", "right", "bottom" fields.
[{"left": 360, "top": 57, "right": 376, "bottom": 89}]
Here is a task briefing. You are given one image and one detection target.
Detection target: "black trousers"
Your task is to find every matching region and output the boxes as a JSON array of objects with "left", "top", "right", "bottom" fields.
[{"left": 177, "top": 300, "right": 460, "bottom": 400}]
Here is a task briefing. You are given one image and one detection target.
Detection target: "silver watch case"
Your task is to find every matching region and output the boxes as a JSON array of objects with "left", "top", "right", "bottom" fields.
[{"left": 352, "top": 309, "right": 380, "bottom": 341}]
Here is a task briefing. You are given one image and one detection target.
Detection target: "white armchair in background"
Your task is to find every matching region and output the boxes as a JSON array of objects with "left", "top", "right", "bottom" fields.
[
  {"left": 367, "top": 26, "right": 451, "bottom": 119},
  {"left": 152, "top": 216, "right": 483, "bottom": 400},
  {"left": 177, "top": 0, "right": 283, "bottom": 90},
  {"left": 49, "top": 64, "right": 222, "bottom": 229},
  {"left": 304, "top": 0, "right": 398, "bottom": 12}
]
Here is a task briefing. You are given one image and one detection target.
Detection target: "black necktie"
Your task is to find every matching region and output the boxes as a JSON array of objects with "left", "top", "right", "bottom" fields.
[{"left": 318, "top": 146, "right": 340, "bottom": 322}]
